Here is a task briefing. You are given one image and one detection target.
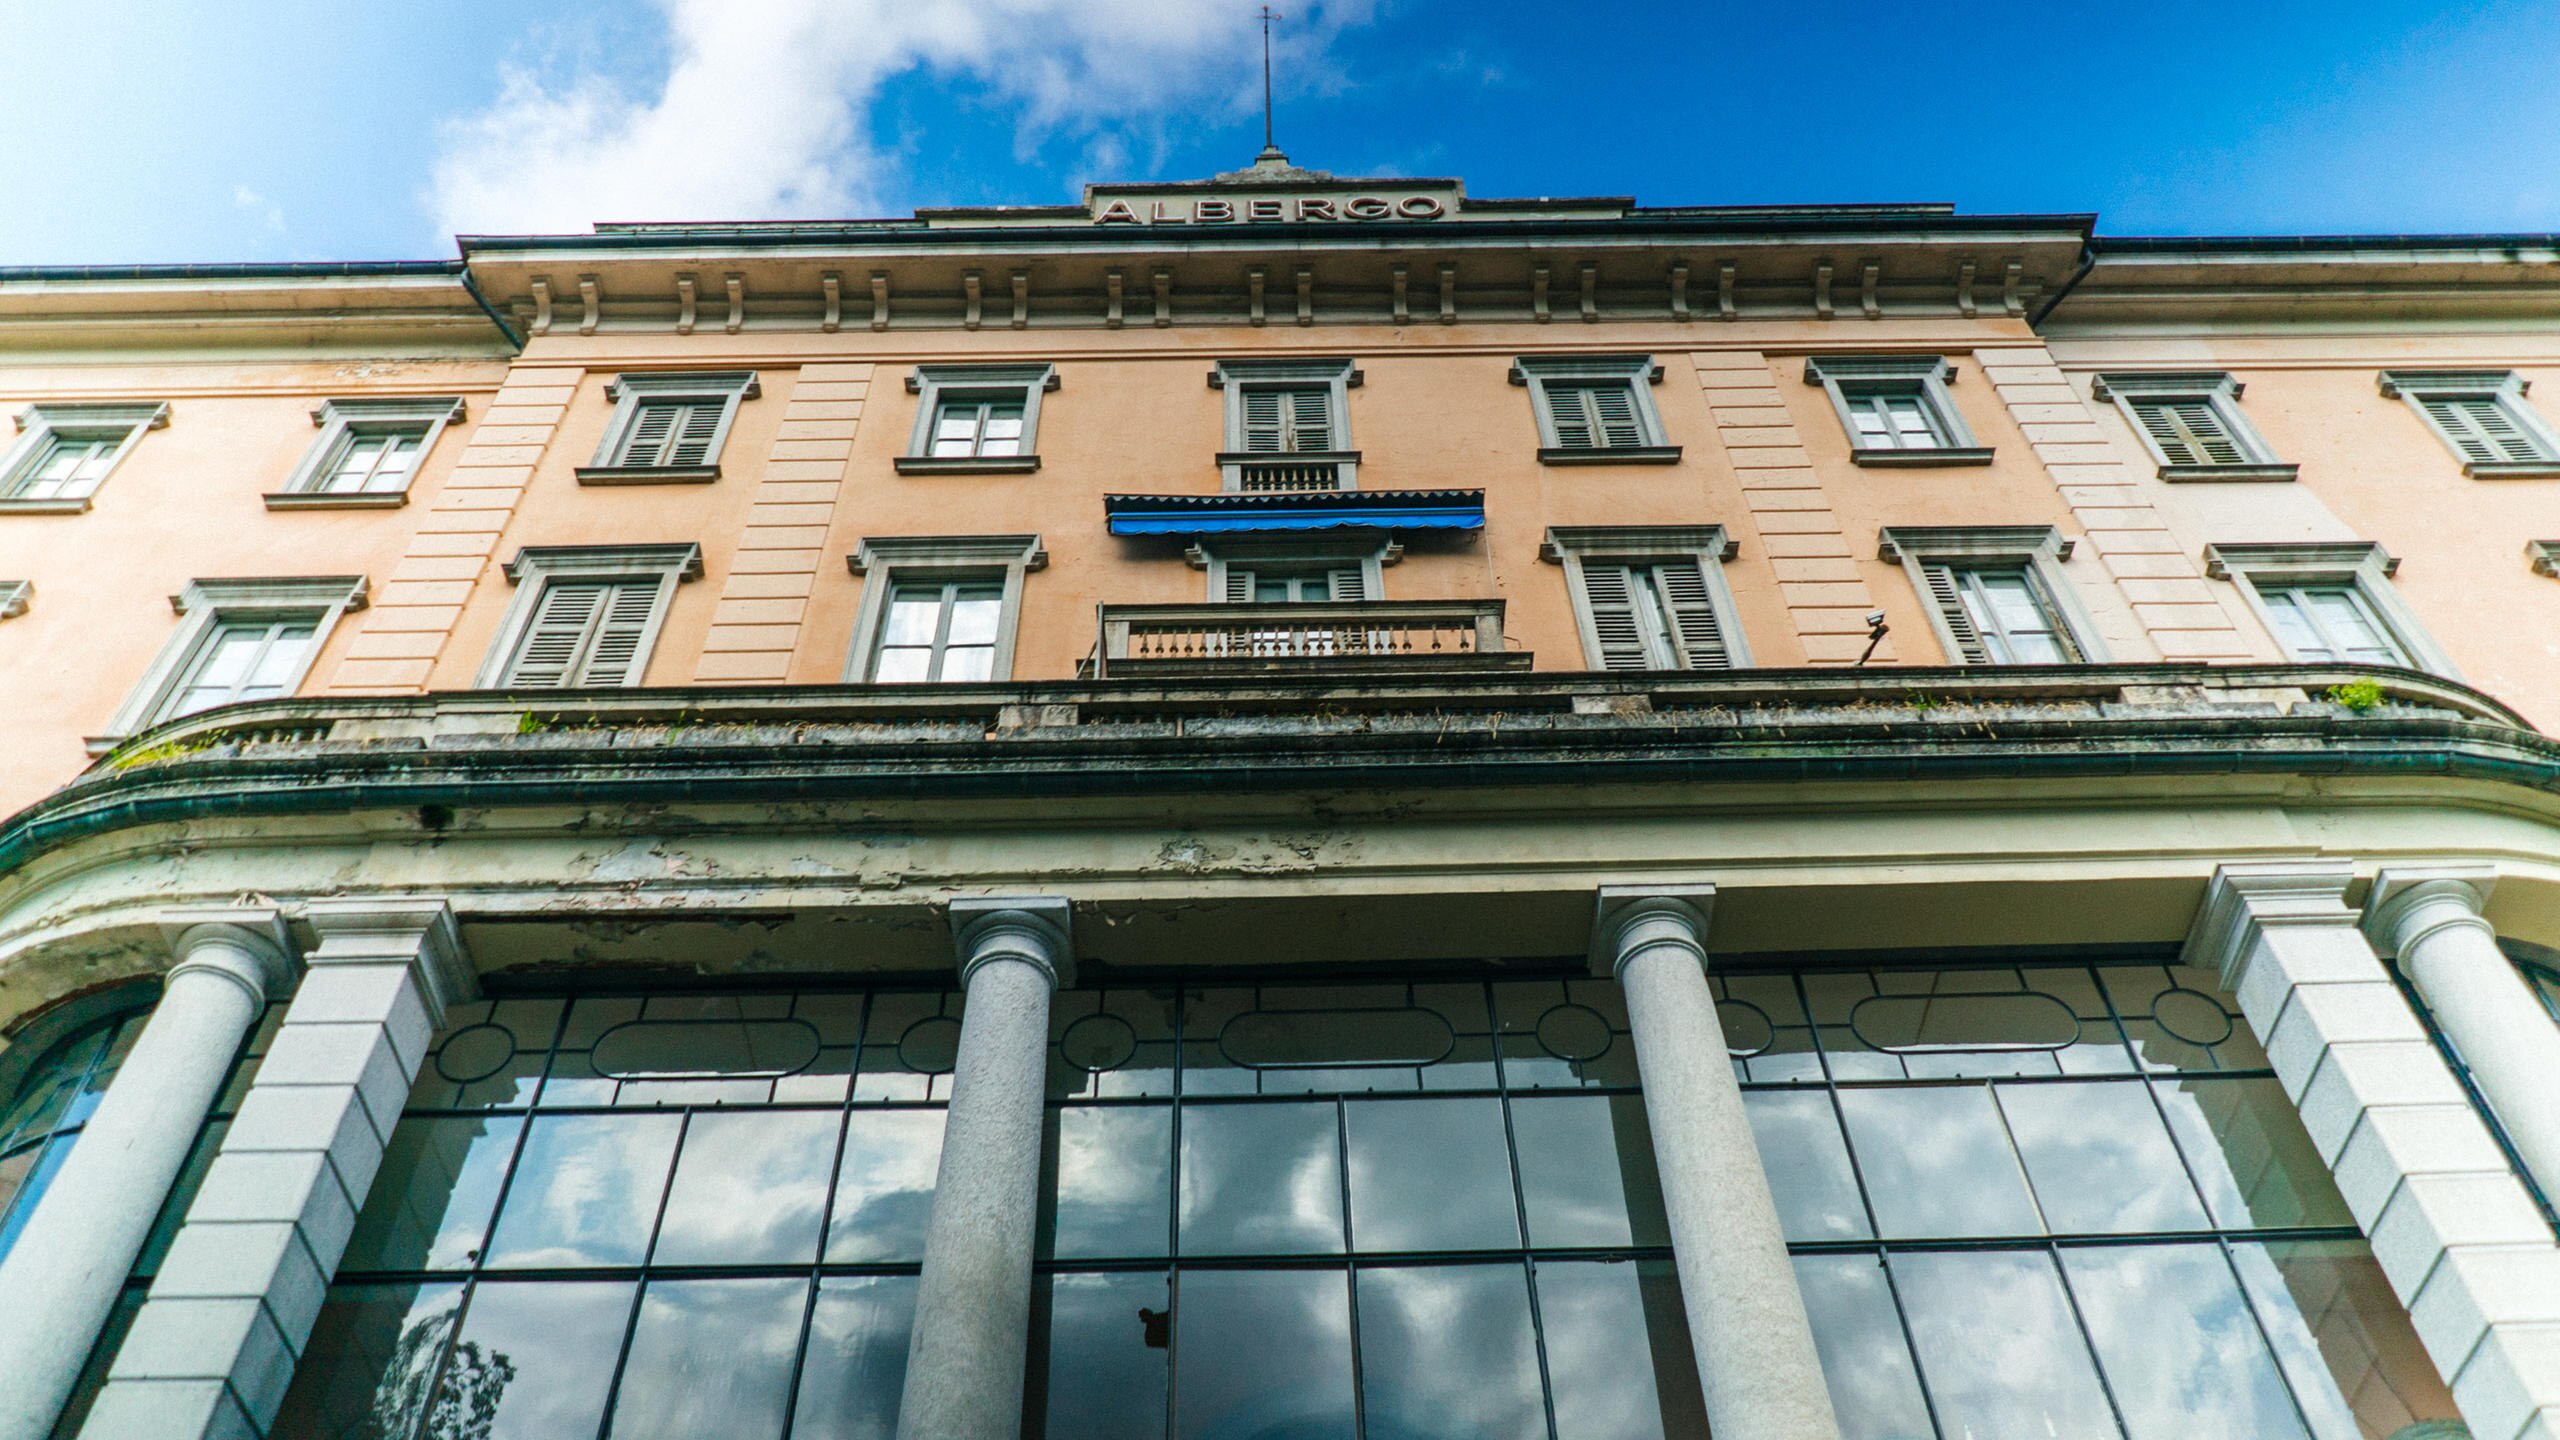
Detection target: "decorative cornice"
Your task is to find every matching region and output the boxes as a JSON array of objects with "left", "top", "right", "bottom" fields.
[
  {"left": 848, "top": 534, "right": 1046, "bottom": 575},
  {"left": 160, "top": 905, "right": 299, "bottom": 1004},
  {"left": 2179, "top": 863, "right": 2356, "bottom": 989},
  {"left": 1589, "top": 884, "right": 1717, "bottom": 979},
  {"left": 2361, "top": 865, "right": 2497, "bottom": 960},
  {"left": 303, "top": 896, "right": 479, "bottom": 1026},
  {"left": 949, "top": 896, "right": 1075, "bottom": 990}
]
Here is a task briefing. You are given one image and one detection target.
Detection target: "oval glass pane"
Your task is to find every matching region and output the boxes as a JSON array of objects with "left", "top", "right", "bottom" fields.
[
  {"left": 436, "top": 1024, "right": 517, "bottom": 1084},
  {"left": 1718, "top": 1000, "right": 1776, "bottom": 1058},
  {"left": 2151, "top": 989, "right": 2237, "bottom": 1047},
  {"left": 1849, "top": 992, "right": 2079, "bottom": 1054},
  {"left": 1061, "top": 1014, "right": 1139, "bottom": 1072},
  {"left": 1534, "top": 1005, "right": 1614, "bottom": 1064},
  {"left": 1219, "top": 1008, "right": 1456, "bottom": 1070},
  {"left": 898, "top": 1017, "right": 964, "bottom": 1076},
  {"left": 589, "top": 1019, "right": 820, "bottom": 1081}
]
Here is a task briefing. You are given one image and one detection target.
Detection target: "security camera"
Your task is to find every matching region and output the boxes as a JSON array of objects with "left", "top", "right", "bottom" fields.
[{"left": 1864, "top": 611, "right": 1886, "bottom": 629}]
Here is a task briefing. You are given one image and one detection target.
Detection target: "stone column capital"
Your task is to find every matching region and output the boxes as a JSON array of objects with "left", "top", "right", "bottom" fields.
[
  {"left": 1589, "top": 884, "right": 1717, "bottom": 979},
  {"left": 2362, "top": 866, "right": 2498, "bottom": 960},
  {"left": 302, "top": 897, "right": 478, "bottom": 1028},
  {"left": 949, "top": 896, "right": 1075, "bottom": 990},
  {"left": 2180, "top": 863, "right": 2356, "bottom": 990},
  {"left": 158, "top": 906, "right": 298, "bottom": 1007}
]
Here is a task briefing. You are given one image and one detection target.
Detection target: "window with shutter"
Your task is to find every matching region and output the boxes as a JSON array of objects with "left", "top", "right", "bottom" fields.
[
  {"left": 2422, "top": 395, "right": 2552, "bottom": 465},
  {"left": 1545, "top": 380, "right": 1647, "bottom": 451},
  {"left": 1919, "top": 563, "right": 2077, "bottom": 665},
  {"left": 503, "top": 578, "right": 665, "bottom": 687},
  {"left": 2129, "top": 398, "right": 2247, "bottom": 467},
  {"left": 1576, "top": 560, "right": 1732, "bottom": 670},
  {"left": 1239, "top": 386, "right": 1333, "bottom": 453},
  {"left": 617, "top": 401, "right": 728, "bottom": 468}
]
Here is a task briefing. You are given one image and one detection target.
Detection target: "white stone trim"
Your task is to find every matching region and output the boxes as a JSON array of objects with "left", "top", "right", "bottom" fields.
[
  {"left": 1876, "top": 524, "right": 2107, "bottom": 664},
  {"left": 1210, "top": 358, "right": 1361, "bottom": 489},
  {"left": 0, "top": 402, "right": 168, "bottom": 513},
  {"left": 585, "top": 369, "right": 758, "bottom": 475},
  {"left": 2089, "top": 370, "right": 2297, "bottom": 480},
  {"left": 2203, "top": 540, "right": 2459, "bottom": 678},
  {"left": 473, "top": 544, "right": 702, "bottom": 689},
  {"left": 269, "top": 396, "right": 465, "bottom": 504},
  {"left": 2379, "top": 369, "right": 2560, "bottom": 478},
  {"left": 98, "top": 576, "right": 369, "bottom": 743},
  {"left": 844, "top": 534, "right": 1046, "bottom": 683},
  {"left": 1541, "top": 524, "right": 1751, "bottom": 669},
  {"left": 1510, "top": 354, "right": 1678, "bottom": 464},
  {"left": 1804, "top": 354, "right": 1988, "bottom": 465},
  {"left": 0, "top": 580, "right": 26, "bottom": 621},
  {"left": 899, "top": 363, "right": 1057, "bottom": 474}
]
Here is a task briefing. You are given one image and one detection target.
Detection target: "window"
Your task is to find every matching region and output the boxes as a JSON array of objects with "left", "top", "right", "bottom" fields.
[
  {"left": 1881, "top": 526, "right": 2101, "bottom": 666},
  {"left": 1512, "top": 355, "right": 1679, "bottom": 464},
  {"left": 269, "top": 397, "right": 464, "bottom": 509},
  {"left": 2380, "top": 369, "right": 2560, "bottom": 476},
  {"left": 98, "top": 575, "right": 368, "bottom": 742},
  {"left": 2094, "top": 373, "right": 2295, "bottom": 481},
  {"left": 847, "top": 535, "right": 1045, "bottom": 684},
  {"left": 0, "top": 580, "right": 26, "bottom": 621},
  {"left": 1195, "top": 534, "right": 1390, "bottom": 606},
  {"left": 579, "top": 372, "right": 758, "bottom": 484},
  {"left": 0, "top": 1005, "right": 150, "bottom": 1264},
  {"left": 479, "top": 545, "right": 702, "bottom": 689},
  {"left": 1806, "top": 357, "right": 1988, "bottom": 465},
  {"left": 898, "top": 364, "right": 1056, "bottom": 474},
  {"left": 0, "top": 403, "right": 167, "bottom": 512},
  {"left": 1543, "top": 525, "right": 1748, "bottom": 670},
  {"left": 2205, "top": 542, "right": 2451, "bottom": 675},
  {"left": 1212, "top": 359, "right": 1360, "bottom": 490}
]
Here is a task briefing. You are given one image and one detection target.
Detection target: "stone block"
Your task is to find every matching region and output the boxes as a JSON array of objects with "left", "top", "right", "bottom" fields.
[
  {"left": 255, "top": 1023, "right": 409, "bottom": 1133},
  {"left": 224, "top": 1084, "right": 388, "bottom": 1199},
  {"left": 693, "top": 651, "right": 794, "bottom": 682},
  {"left": 2336, "top": 1105, "right": 2513, "bottom": 1225},
  {"left": 701, "top": 624, "right": 803, "bottom": 652},
  {"left": 2373, "top": 1173, "right": 2556, "bottom": 1297},
  {"left": 2414, "top": 1246, "right": 2560, "bottom": 1378},
  {"left": 2454, "top": 1322, "right": 2560, "bottom": 1440},
  {"left": 75, "top": 1380, "right": 256, "bottom": 1440},
  {"left": 2266, "top": 979, "right": 2427, "bottom": 1085},
  {"left": 288, "top": 966, "right": 431, "bottom": 1069},
  {"left": 150, "top": 1220, "right": 329, "bottom": 1342},
  {"left": 2298, "top": 1040, "right": 2469, "bottom": 1161}
]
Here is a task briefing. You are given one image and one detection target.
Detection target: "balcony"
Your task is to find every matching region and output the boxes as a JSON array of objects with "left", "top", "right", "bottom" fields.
[
  {"left": 1217, "top": 450, "right": 1361, "bottom": 492},
  {"left": 1094, "top": 600, "right": 1526, "bottom": 677}
]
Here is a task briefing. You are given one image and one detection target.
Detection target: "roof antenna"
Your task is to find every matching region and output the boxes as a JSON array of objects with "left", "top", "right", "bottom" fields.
[{"left": 1256, "top": 6, "right": 1286, "bottom": 165}]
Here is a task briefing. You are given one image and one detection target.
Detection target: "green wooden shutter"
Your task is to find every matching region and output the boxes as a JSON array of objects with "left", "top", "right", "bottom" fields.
[
  {"left": 1654, "top": 559, "right": 1732, "bottom": 669},
  {"left": 1578, "top": 563, "right": 1651, "bottom": 670},
  {"left": 1326, "top": 565, "right": 1368, "bottom": 601},
  {"left": 505, "top": 582, "right": 609, "bottom": 687},
  {"left": 578, "top": 581, "right": 663, "bottom": 685},
  {"left": 1287, "top": 388, "right": 1333, "bottom": 451},
  {"left": 1547, "top": 385, "right": 1596, "bottom": 449},
  {"left": 1592, "top": 382, "right": 1644, "bottom": 447},
  {"left": 1241, "top": 390, "right": 1286, "bottom": 452},
  {"left": 1917, "top": 562, "right": 1991, "bottom": 664},
  {"left": 666, "top": 402, "right": 726, "bottom": 466},
  {"left": 1223, "top": 567, "right": 1257, "bottom": 603},
  {"left": 619, "top": 402, "right": 681, "bottom": 466},
  {"left": 2132, "top": 398, "right": 2245, "bottom": 466}
]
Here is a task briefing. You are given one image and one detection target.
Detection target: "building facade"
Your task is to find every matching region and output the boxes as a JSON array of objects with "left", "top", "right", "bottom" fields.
[{"left": 0, "top": 153, "right": 2557, "bottom": 1439}]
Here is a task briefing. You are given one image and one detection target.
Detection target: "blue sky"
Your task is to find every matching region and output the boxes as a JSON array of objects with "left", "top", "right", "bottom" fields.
[{"left": 6, "top": 0, "right": 2558, "bottom": 264}]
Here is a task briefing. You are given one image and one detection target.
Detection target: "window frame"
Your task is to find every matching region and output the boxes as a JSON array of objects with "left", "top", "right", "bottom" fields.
[
  {"left": 96, "top": 574, "right": 368, "bottom": 744},
  {"left": 897, "top": 364, "right": 1057, "bottom": 475},
  {"left": 1187, "top": 532, "right": 1396, "bottom": 604},
  {"left": 1541, "top": 524, "right": 1751, "bottom": 670},
  {"left": 475, "top": 545, "right": 704, "bottom": 689},
  {"left": 1879, "top": 525, "right": 2105, "bottom": 666},
  {"left": 2091, "top": 372, "right": 2297, "bottom": 482},
  {"left": 1210, "top": 359, "right": 1362, "bottom": 490},
  {"left": 2379, "top": 369, "right": 2560, "bottom": 478},
  {"left": 1806, "top": 356, "right": 1989, "bottom": 467},
  {"left": 1510, "top": 355, "right": 1679, "bottom": 465},
  {"left": 0, "top": 580, "right": 26, "bottom": 621},
  {"left": 845, "top": 535, "right": 1046, "bottom": 684},
  {"left": 578, "top": 372, "right": 759, "bottom": 486},
  {"left": 2203, "top": 540, "right": 2455, "bottom": 676},
  {"left": 0, "top": 402, "right": 169, "bottom": 514},
  {"left": 268, "top": 397, "right": 466, "bottom": 510}
]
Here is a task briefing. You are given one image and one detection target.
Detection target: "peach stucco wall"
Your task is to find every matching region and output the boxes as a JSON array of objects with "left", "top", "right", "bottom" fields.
[{"left": 10, "top": 311, "right": 2554, "bottom": 817}]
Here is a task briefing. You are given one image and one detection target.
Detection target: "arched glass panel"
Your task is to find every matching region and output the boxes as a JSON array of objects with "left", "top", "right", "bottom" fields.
[{"left": 0, "top": 1006, "right": 150, "bottom": 1263}]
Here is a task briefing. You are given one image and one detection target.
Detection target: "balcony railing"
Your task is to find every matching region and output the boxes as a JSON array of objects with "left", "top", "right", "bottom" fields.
[
  {"left": 1094, "top": 600, "right": 1524, "bottom": 677},
  {"left": 1216, "top": 450, "right": 1360, "bottom": 493}
]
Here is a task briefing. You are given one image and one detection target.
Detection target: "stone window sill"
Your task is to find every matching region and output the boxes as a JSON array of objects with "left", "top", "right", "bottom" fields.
[
  {"left": 264, "top": 491, "right": 411, "bottom": 510},
  {"left": 0, "top": 497, "right": 92, "bottom": 515},
  {"left": 575, "top": 465, "right": 721, "bottom": 486},
  {"left": 894, "top": 456, "right": 1042, "bottom": 475},
  {"left": 1851, "top": 447, "right": 1995, "bottom": 468},
  {"left": 1537, "top": 445, "right": 1682, "bottom": 467},
  {"left": 2158, "top": 463, "right": 2300, "bottom": 483},
  {"left": 2465, "top": 461, "right": 2560, "bottom": 479}
]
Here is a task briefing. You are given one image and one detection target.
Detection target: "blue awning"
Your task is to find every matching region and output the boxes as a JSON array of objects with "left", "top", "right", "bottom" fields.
[{"left": 1103, "top": 488, "right": 1485, "bottom": 537}]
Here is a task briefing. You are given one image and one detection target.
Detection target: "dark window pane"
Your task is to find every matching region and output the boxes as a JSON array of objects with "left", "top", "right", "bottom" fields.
[
  {"left": 2232, "top": 1241, "right": 2460, "bottom": 1440},
  {"left": 1792, "top": 1253, "right": 1933, "bottom": 1440},
  {"left": 1889, "top": 1250, "right": 2120, "bottom": 1440},
  {"left": 1177, "top": 1102, "right": 1345, "bottom": 1255},
  {"left": 791, "top": 1275, "right": 917, "bottom": 1440},
  {"left": 651, "top": 1111, "right": 839, "bottom": 1266},
  {"left": 1346, "top": 1097, "right": 1519, "bottom": 1252},
  {"left": 1744, "top": 1091, "right": 1871, "bottom": 1241},
  {"left": 2156, "top": 1078, "right": 2354, "bottom": 1230},
  {"left": 1356, "top": 1264, "right": 1545, "bottom": 1440},
  {"left": 1042, "top": 1106, "right": 1172, "bottom": 1260},
  {"left": 431, "top": 1279, "right": 635, "bottom": 1440},
  {"left": 50, "top": 1285, "right": 145, "bottom": 1440},
  {"left": 1172, "top": 1268, "right": 1356, "bottom": 1440},
  {"left": 1836, "top": 1087, "right": 2042, "bottom": 1238},
  {"left": 134, "top": 1119, "right": 229, "bottom": 1278},
  {"left": 2063, "top": 1244, "right": 2308, "bottom": 1440},
  {"left": 1534, "top": 1259, "right": 1704, "bottom": 1440},
  {"left": 482, "top": 1114, "right": 680, "bottom": 1269},
  {"left": 606, "top": 1277, "right": 806, "bottom": 1440},
  {"left": 272, "top": 1282, "right": 464, "bottom": 1440},
  {"left": 824, "top": 1108, "right": 944, "bottom": 1264},
  {"left": 1998, "top": 1081, "right": 2210, "bottom": 1234},
  {"left": 1029, "top": 1271, "right": 1171, "bottom": 1440},
  {"left": 0, "top": 1140, "right": 70, "bottom": 1263},
  {"left": 1511, "top": 1094, "right": 1668, "bottom": 1249},
  {"left": 344, "top": 1115, "right": 523, "bottom": 1272}
]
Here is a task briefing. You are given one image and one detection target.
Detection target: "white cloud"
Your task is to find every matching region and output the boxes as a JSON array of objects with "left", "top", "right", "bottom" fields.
[
  {"left": 232, "top": 184, "right": 286, "bottom": 234},
  {"left": 427, "top": 0, "right": 1375, "bottom": 237}
]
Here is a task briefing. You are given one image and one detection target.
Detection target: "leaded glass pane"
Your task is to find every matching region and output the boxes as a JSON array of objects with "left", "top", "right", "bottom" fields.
[
  {"left": 606, "top": 1277, "right": 806, "bottom": 1440},
  {"left": 1029, "top": 1271, "right": 1171, "bottom": 1440},
  {"left": 481, "top": 1113, "right": 680, "bottom": 1269},
  {"left": 268, "top": 1282, "right": 463, "bottom": 1440},
  {"left": 1178, "top": 1102, "right": 1345, "bottom": 1255},
  {"left": 1836, "top": 1086, "right": 2044, "bottom": 1238},
  {"left": 1356, "top": 1264, "right": 1546, "bottom": 1440},
  {"left": 1889, "top": 1250, "right": 2120, "bottom": 1440},
  {"left": 433, "top": 1279, "right": 635, "bottom": 1440},
  {"left": 2233, "top": 1241, "right": 2460, "bottom": 1440},
  {"left": 1534, "top": 1260, "right": 1704, "bottom": 1440},
  {"left": 342, "top": 1115, "right": 523, "bottom": 1272},
  {"left": 823, "top": 1108, "right": 944, "bottom": 1263},
  {"left": 1041, "top": 1105, "right": 1171, "bottom": 1259},
  {"left": 1794, "top": 1252, "right": 1935, "bottom": 1440},
  {"left": 2064, "top": 1243, "right": 2310, "bottom": 1440},
  {"left": 1344, "top": 1096, "right": 1519, "bottom": 1251},
  {"left": 1509, "top": 1093, "right": 1668, "bottom": 1249},
  {"left": 651, "top": 1110, "right": 838, "bottom": 1266},
  {"left": 1743, "top": 1089, "right": 1871, "bottom": 1241},
  {"left": 1997, "top": 1080, "right": 2212, "bottom": 1234},
  {"left": 791, "top": 1275, "right": 917, "bottom": 1440}
]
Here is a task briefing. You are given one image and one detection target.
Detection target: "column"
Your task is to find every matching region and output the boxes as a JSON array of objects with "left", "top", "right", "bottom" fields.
[
  {"left": 2188, "top": 864, "right": 2560, "bottom": 1440},
  {"left": 79, "top": 899, "right": 472, "bottom": 1440},
  {"left": 1593, "top": 886, "right": 1842, "bottom": 1440},
  {"left": 896, "top": 897, "right": 1072, "bottom": 1440},
  {"left": 2364, "top": 866, "right": 2560, "bottom": 1203},
  {"left": 0, "top": 909, "right": 295, "bottom": 1440}
]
